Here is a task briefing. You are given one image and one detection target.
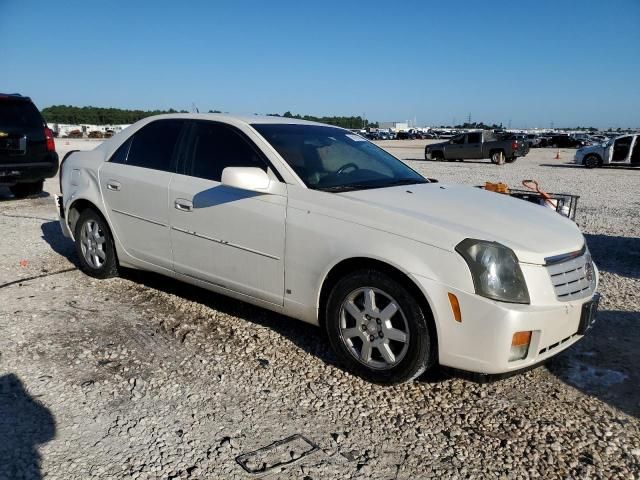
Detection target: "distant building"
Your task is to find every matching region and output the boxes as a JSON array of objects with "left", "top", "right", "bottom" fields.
[
  {"left": 49, "top": 123, "right": 131, "bottom": 137},
  {"left": 379, "top": 122, "right": 409, "bottom": 131}
]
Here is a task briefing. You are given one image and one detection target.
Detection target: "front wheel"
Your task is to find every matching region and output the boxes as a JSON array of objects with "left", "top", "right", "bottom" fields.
[
  {"left": 325, "top": 269, "right": 436, "bottom": 384},
  {"left": 583, "top": 154, "right": 600, "bottom": 169},
  {"left": 74, "top": 208, "right": 119, "bottom": 279}
]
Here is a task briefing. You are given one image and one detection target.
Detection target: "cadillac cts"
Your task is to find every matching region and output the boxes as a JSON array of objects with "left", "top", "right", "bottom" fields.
[{"left": 56, "top": 114, "right": 599, "bottom": 384}]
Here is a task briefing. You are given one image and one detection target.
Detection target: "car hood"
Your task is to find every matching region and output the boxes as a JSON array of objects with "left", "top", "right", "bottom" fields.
[
  {"left": 339, "top": 183, "right": 584, "bottom": 265},
  {"left": 577, "top": 144, "right": 605, "bottom": 155}
]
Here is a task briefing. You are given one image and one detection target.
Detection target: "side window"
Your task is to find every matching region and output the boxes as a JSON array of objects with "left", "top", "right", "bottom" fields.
[
  {"left": 187, "top": 122, "right": 268, "bottom": 182},
  {"left": 467, "top": 132, "right": 481, "bottom": 143},
  {"left": 451, "top": 135, "right": 465, "bottom": 145},
  {"left": 126, "top": 120, "right": 183, "bottom": 171},
  {"left": 109, "top": 138, "right": 131, "bottom": 164}
]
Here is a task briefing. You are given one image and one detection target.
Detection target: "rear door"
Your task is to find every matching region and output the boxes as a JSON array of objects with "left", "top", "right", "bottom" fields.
[
  {"left": 169, "top": 120, "right": 286, "bottom": 305},
  {"left": 99, "top": 119, "right": 186, "bottom": 270}
]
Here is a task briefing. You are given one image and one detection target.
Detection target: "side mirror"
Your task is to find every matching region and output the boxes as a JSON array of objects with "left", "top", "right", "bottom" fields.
[{"left": 221, "top": 167, "right": 271, "bottom": 193}]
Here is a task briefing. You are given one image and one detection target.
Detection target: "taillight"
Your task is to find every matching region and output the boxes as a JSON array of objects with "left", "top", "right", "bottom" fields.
[
  {"left": 511, "top": 141, "right": 518, "bottom": 151},
  {"left": 44, "top": 127, "right": 55, "bottom": 152}
]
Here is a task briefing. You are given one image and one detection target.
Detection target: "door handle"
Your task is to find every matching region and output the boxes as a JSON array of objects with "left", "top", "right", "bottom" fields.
[
  {"left": 174, "top": 199, "right": 193, "bottom": 212},
  {"left": 106, "top": 181, "right": 121, "bottom": 191}
]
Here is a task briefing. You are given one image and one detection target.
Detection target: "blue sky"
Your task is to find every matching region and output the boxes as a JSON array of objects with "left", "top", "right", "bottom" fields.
[{"left": 1, "top": 0, "right": 638, "bottom": 128}]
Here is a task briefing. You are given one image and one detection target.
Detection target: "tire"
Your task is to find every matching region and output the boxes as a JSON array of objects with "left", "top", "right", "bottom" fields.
[
  {"left": 74, "top": 208, "right": 119, "bottom": 279},
  {"left": 583, "top": 154, "right": 600, "bottom": 169},
  {"left": 9, "top": 180, "right": 43, "bottom": 199},
  {"left": 490, "top": 151, "right": 505, "bottom": 165},
  {"left": 325, "top": 269, "right": 436, "bottom": 384},
  {"left": 430, "top": 151, "right": 444, "bottom": 161}
]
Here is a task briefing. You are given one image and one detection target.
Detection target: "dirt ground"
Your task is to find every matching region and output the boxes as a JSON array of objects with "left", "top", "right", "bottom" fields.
[{"left": 0, "top": 138, "right": 638, "bottom": 479}]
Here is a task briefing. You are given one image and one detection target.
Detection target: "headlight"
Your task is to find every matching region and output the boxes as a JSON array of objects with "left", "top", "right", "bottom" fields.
[{"left": 456, "top": 239, "right": 530, "bottom": 304}]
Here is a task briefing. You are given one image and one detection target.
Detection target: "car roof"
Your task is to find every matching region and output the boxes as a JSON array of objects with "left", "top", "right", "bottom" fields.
[
  {"left": 137, "top": 113, "right": 332, "bottom": 127},
  {"left": 0, "top": 93, "right": 32, "bottom": 102}
]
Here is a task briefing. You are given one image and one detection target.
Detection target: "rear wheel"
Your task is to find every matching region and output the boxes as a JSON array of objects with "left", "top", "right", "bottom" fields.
[
  {"left": 584, "top": 154, "right": 600, "bottom": 169},
  {"left": 9, "top": 180, "right": 43, "bottom": 199},
  {"left": 325, "top": 269, "right": 436, "bottom": 384},
  {"left": 74, "top": 208, "right": 119, "bottom": 279},
  {"left": 490, "top": 151, "right": 505, "bottom": 165}
]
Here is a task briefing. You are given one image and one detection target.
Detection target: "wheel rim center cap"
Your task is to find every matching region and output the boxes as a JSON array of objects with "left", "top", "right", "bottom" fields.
[{"left": 366, "top": 322, "right": 378, "bottom": 334}]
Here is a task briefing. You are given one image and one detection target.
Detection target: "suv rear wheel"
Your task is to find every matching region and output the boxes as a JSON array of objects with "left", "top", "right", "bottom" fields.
[
  {"left": 74, "top": 208, "right": 119, "bottom": 279},
  {"left": 325, "top": 269, "right": 436, "bottom": 384},
  {"left": 9, "top": 180, "right": 43, "bottom": 198}
]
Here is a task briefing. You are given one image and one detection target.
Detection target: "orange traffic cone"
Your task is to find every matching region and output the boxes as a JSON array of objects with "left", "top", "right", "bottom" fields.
[{"left": 554, "top": 149, "right": 561, "bottom": 160}]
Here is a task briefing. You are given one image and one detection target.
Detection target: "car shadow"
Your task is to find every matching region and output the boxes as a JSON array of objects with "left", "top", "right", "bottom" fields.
[
  {"left": 585, "top": 233, "right": 640, "bottom": 280},
  {"left": 0, "top": 374, "right": 56, "bottom": 479},
  {"left": 546, "top": 309, "right": 639, "bottom": 418},
  {"left": 0, "top": 186, "right": 51, "bottom": 202},
  {"left": 540, "top": 163, "right": 640, "bottom": 171},
  {"left": 192, "top": 185, "right": 260, "bottom": 209},
  {"left": 405, "top": 158, "right": 489, "bottom": 165},
  {"left": 40, "top": 221, "right": 77, "bottom": 265},
  {"left": 119, "top": 267, "right": 447, "bottom": 384}
]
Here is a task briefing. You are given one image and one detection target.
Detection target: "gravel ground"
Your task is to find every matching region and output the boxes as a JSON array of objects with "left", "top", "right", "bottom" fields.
[{"left": 0, "top": 139, "right": 638, "bottom": 479}]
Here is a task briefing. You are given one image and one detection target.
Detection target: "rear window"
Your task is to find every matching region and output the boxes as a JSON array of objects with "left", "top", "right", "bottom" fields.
[{"left": 0, "top": 99, "right": 44, "bottom": 128}]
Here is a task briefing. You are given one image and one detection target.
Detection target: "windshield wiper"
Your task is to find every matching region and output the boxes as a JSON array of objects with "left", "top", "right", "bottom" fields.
[
  {"left": 317, "top": 179, "right": 427, "bottom": 193},
  {"left": 317, "top": 184, "right": 373, "bottom": 192},
  {"left": 384, "top": 178, "right": 429, "bottom": 187}
]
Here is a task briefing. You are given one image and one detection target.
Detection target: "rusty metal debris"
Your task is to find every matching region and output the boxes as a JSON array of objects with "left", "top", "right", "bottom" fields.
[{"left": 235, "top": 434, "right": 318, "bottom": 475}]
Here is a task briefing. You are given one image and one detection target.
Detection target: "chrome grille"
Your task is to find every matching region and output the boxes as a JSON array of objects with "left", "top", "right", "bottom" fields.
[{"left": 546, "top": 251, "right": 595, "bottom": 301}]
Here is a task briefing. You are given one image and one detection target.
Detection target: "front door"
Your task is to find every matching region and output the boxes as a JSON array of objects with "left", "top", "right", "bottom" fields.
[
  {"left": 169, "top": 120, "right": 286, "bottom": 305},
  {"left": 460, "top": 132, "right": 482, "bottom": 158},
  {"left": 99, "top": 119, "right": 185, "bottom": 270},
  {"left": 608, "top": 136, "right": 633, "bottom": 163}
]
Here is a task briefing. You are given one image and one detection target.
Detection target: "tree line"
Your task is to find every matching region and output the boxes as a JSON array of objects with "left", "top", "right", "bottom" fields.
[
  {"left": 41, "top": 105, "right": 379, "bottom": 128},
  {"left": 269, "top": 111, "right": 378, "bottom": 129}
]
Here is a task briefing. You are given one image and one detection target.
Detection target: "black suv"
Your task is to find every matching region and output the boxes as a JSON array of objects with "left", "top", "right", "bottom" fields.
[{"left": 0, "top": 93, "right": 58, "bottom": 198}]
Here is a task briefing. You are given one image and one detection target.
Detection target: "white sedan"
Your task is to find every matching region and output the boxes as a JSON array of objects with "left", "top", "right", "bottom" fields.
[{"left": 56, "top": 114, "right": 599, "bottom": 383}]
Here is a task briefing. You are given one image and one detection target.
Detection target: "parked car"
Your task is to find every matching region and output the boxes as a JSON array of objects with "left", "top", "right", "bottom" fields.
[
  {"left": 575, "top": 134, "right": 640, "bottom": 168},
  {"left": 548, "top": 135, "right": 584, "bottom": 148},
  {"left": 395, "top": 131, "right": 411, "bottom": 140},
  {"left": 0, "top": 93, "right": 59, "bottom": 198},
  {"left": 526, "top": 134, "right": 541, "bottom": 148},
  {"left": 57, "top": 114, "right": 599, "bottom": 384},
  {"left": 425, "top": 130, "right": 528, "bottom": 163}
]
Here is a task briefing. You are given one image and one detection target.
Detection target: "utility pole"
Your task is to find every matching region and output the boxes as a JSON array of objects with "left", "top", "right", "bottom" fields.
[{"left": 467, "top": 112, "right": 471, "bottom": 124}]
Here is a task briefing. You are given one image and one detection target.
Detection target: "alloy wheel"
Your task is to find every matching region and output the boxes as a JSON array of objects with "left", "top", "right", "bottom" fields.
[
  {"left": 339, "top": 287, "right": 410, "bottom": 370},
  {"left": 79, "top": 219, "right": 107, "bottom": 269}
]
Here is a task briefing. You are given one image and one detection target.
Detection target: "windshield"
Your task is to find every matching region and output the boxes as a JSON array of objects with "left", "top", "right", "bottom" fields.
[{"left": 252, "top": 123, "right": 427, "bottom": 192}]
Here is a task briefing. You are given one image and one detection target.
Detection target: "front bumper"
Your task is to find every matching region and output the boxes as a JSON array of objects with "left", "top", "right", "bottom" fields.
[{"left": 412, "top": 274, "right": 599, "bottom": 375}]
